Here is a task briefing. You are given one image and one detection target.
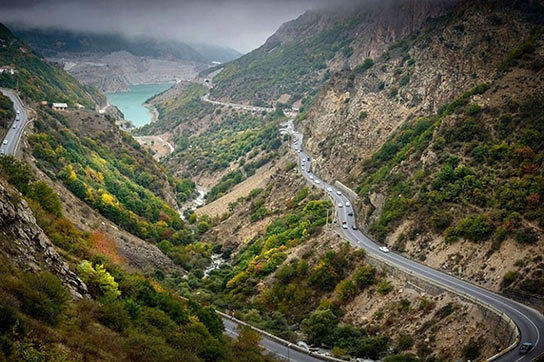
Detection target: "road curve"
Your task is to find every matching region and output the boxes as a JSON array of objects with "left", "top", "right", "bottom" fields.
[
  {"left": 0, "top": 88, "right": 28, "bottom": 156},
  {"left": 282, "top": 119, "right": 544, "bottom": 362}
]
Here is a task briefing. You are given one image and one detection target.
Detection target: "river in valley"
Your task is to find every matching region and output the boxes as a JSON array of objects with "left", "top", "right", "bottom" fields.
[{"left": 106, "top": 83, "right": 173, "bottom": 127}]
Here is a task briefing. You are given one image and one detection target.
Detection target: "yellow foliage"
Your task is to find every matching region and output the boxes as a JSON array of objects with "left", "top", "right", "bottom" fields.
[{"left": 100, "top": 192, "right": 117, "bottom": 206}]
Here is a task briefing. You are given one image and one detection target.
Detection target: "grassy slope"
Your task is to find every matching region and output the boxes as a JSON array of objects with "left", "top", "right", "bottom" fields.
[
  {"left": 209, "top": 12, "right": 362, "bottom": 106},
  {"left": 0, "top": 23, "right": 104, "bottom": 108}
]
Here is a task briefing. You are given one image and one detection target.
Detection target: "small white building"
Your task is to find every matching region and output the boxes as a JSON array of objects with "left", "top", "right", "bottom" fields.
[
  {"left": 52, "top": 103, "right": 68, "bottom": 111},
  {"left": 0, "top": 66, "right": 16, "bottom": 75}
]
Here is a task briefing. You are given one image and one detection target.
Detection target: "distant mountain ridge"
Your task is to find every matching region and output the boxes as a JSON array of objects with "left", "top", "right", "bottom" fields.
[
  {"left": 207, "top": 0, "right": 457, "bottom": 106},
  {"left": 11, "top": 27, "right": 241, "bottom": 64}
]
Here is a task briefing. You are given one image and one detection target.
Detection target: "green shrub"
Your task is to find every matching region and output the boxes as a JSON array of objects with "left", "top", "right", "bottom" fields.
[
  {"left": 353, "top": 265, "right": 376, "bottom": 289},
  {"left": 300, "top": 309, "right": 338, "bottom": 346},
  {"left": 431, "top": 210, "right": 453, "bottom": 231},
  {"left": 17, "top": 272, "right": 69, "bottom": 325},
  {"left": 0, "top": 305, "right": 18, "bottom": 334},
  {"left": 502, "top": 270, "right": 519, "bottom": 287},
  {"left": 397, "top": 334, "right": 414, "bottom": 351},
  {"left": 437, "top": 302, "right": 455, "bottom": 318},
  {"left": 335, "top": 279, "right": 358, "bottom": 302},
  {"left": 515, "top": 227, "right": 538, "bottom": 244},
  {"left": 491, "top": 226, "right": 508, "bottom": 250},
  {"left": 354, "top": 58, "right": 374, "bottom": 73},
  {"left": 377, "top": 280, "right": 393, "bottom": 295},
  {"left": 456, "top": 214, "right": 494, "bottom": 242},
  {"left": 99, "top": 300, "right": 131, "bottom": 332}
]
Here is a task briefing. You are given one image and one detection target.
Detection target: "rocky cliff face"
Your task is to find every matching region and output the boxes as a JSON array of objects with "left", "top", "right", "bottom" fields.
[
  {"left": 301, "top": 0, "right": 540, "bottom": 183},
  {"left": 210, "top": 0, "right": 457, "bottom": 104},
  {"left": 0, "top": 181, "right": 89, "bottom": 298}
]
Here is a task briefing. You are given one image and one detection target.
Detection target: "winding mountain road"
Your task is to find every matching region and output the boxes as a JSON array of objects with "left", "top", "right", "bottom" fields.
[
  {"left": 281, "top": 119, "right": 544, "bottom": 362},
  {"left": 0, "top": 88, "right": 28, "bottom": 156},
  {"left": 4, "top": 86, "right": 542, "bottom": 361}
]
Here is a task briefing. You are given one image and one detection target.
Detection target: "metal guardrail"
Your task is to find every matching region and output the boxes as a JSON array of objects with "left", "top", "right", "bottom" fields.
[
  {"left": 288, "top": 128, "right": 521, "bottom": 362},
  {"left": 217, "top": 311, "right": 345, "bottom": 362}
]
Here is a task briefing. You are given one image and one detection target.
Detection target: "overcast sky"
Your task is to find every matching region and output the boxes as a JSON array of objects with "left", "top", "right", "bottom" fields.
[{"left": 0, "top": 0, "right": 341, "bottom": 53}]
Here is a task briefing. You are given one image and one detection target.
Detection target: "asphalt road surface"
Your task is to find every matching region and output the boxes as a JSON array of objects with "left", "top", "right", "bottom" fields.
[
  {"left": 282, "top": 119, "right": 544, "bottom": 362},
  {"left": 0, "top": 88, "right": 28, "bottom": 156},
  {"left": 222, "top": 317, "right": 328, "bottom": 362}
]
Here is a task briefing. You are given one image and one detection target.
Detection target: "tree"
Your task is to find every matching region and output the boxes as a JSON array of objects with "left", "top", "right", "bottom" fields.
[
  {"left": 335, "top": 279, "right": 357, "bottom": 302},
  {"left": 197, "top": 306, "right": 224, "bottom": 338},
  {"left": 353, "top": 265, "right": 376, "bottom": 289},
  {"left": 301, "top": 309, "right": 338, "bottom": 346}
]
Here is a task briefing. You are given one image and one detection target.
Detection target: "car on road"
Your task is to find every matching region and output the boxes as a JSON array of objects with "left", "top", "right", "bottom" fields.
[
  {"left": 519, "top": 342, "right": 533, "bottom": 354},
  {"left": 379, "top": 246, "right": 390, "bottom": 253},
  {"left": 0, "top": 150, "right": 5, "bottom": 155},
  {"left": 16, "top": 110, "right": 20, "bottom": 114},
  {"left": 348, "top": 212, "right": 353, "bottom": 216},
  {"left": 351, "top": 225, "right": 357, "bottom": 230},
  {"left": 338, "top": 203, "right": 343, "bottom": 208},
  {"left": 15, "top": 117, "right": 19, "bottom": 121},
  {"left": 342, "top": 222, "right": 348, "bottom": 229},
  {"left": 336, "top": 191, "right": 342, "bottom": 196},
  {"left": 315, "top": 180, "right": 320, "bottom": 184},
  {"left": 2, "top": 140, "right": 7, "bottom": 145},
  {"left": 309, "top": 175, "right": 314, "bottom": 180},
  {"left": 307, "top": 157, "right": 310, "bottom": 161},
  {"left": 345, "top": 202, "right": 351, "bottom": 207},
  {"left": 12, "top": 124, "right": 17, "bottom": 129},
  {"left": 327, "top": 187, "right": 332, "bottom": 192}
]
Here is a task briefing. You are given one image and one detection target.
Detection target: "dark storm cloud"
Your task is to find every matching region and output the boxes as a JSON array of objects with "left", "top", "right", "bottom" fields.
[{"left": 0, "top": 0, "right": 347, "bottom": 52}]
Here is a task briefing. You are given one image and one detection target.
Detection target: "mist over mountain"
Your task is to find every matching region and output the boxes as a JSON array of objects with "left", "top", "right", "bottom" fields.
[{"left": 12, "top": 27, "right": 241, "bottom": 63}]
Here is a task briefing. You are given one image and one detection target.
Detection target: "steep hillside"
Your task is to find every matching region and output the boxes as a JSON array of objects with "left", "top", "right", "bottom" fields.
[
  {"left": 0, "top": 23, "right": 104, "bottom": 108},
  {"left": 208, "top": 0, "right": 456, "bottom": 106},
  {"left": 0, "top": 93, "right": 14, "bottom": 140},
  {"left": 181, "top": 158, "right": 511, "bottom": 361},
  {"left": 0, "top": 158, "right": 275, "bottom": 362},
  {"left": 27, "top": 107, "right": 201, "bottom": 256},
  {"left": 299, "top": 0, "right": 544, "bottom": 302}
]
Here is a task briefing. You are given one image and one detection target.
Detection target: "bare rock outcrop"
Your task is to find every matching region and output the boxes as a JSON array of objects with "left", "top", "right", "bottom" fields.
[{"left": 0, "top": 182, "right": 89, "bottom": 299}]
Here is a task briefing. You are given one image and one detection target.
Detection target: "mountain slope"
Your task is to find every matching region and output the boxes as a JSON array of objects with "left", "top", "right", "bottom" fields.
[
  {"left": 299, "top": 0, "right": 544, "bottom": 301},
  {"left": 0, "top": 23, "right": 104, "bottom": 108},
  {"left": 208, "top": 0, "right": 457, "bottom": 106}
]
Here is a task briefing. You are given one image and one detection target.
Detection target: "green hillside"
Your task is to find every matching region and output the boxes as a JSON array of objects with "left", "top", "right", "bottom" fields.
[
  {"left": 0, "top": 23, "right": 104, "bottom": 108},
  {"left": 209, "top": 11, "right": 362, "bottom": 106}
]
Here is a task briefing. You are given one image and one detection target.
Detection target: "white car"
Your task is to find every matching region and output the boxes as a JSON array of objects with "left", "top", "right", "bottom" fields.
[
  {"left": 315, "top": 180, "right": 320, "bottom": 184},
  {"left": 16, "top": 110, "right": 20, "bottom": 114},
  {"left": 2, "top": 140, "right": 7, "bottom": 145},
  {"left": 327, "top": 187, "right": 332, "bottom": 192},
  {"left": 336, "top": 191, "right": 342, "bottom": 196},
  {"left": 12, "top": 124, "right": 17, "bottom": 129},
  {"left": 338, "top": 203, "right": 343, "bottom": 208},
  {"left": 345, "top": 202, "right": 351, "bottom": 207},
  {"left": 379, "top": 246, "right": 390, "bottom": 253},
  {"left": 342, "top": 222, "right": 348, "bottom": 229},
  {"left": 309, "top": 175, "right": 314, "bottom": 180}
]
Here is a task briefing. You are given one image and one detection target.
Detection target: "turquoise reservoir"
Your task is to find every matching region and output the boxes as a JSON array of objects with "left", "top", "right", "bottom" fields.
[{"left": 106, "top": 83, "right": 172, "bottom": 127}]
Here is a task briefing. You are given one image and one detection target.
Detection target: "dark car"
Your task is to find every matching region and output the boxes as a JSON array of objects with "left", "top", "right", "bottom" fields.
[
  {"left": 519, "top": 342, "right": 533, "bottom": 354},
  {"left": 348, "top": 212, "right": 353, "bottom": 216},
  {"left": 351, "top": 225, "right": 357, "bottom": 230}
]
